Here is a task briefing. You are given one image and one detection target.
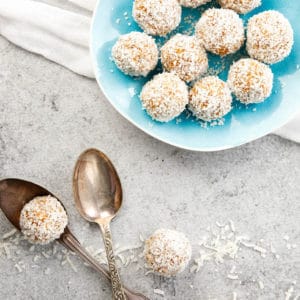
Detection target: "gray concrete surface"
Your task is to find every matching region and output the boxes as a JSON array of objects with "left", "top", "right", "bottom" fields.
[{"left": 0, "top": 36, "right": 299, "bottom": 300}]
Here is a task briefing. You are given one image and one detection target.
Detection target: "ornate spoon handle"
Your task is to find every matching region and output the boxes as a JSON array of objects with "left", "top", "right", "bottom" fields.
[
  {"left": 60, "top": 228, "right": 149, "bottom": 300},
  {"left": 99, "top": 222, "right": 126, "bottom": 300}
]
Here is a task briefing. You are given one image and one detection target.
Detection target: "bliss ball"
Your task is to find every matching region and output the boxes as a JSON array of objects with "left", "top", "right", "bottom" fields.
[
  {"left": 161, "top": 34, "right": 208, "bottom": 82},
  {"left": 144, "top": 229, "right": 192, "bottom": 276},
  {"left": 228, "top": 58, "right": 274, "bottom": 104},
  {"left": 140, "top": 73, "right": 188, "bottom": 122},
  {"left": 217, "top": 0, "right": 261, "bottom": 14},
  {"left": 20, "top": 196, "right": 68, "bottom": 245},
  {"left": 246, "top": 11, "right": 294, "bottom": 64},
  {"left": 179, "top": 0, "right": 212, "bottom": 8},
  {"left": 195, "top": 8, "right": 245, "bottom": 56},
  {"left": 189, "top": 76, "right": 232, "bottom": 121},
  {"left": 112, "top": 32, "right": 158, "bottom": 77},
  {"left": 132, "top": 0, "right": 181, "bottom": 36}
]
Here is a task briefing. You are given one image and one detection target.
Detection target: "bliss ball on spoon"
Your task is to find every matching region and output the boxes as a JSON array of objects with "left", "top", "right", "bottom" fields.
[
  {"left": 132, "top": 0, "right": 181, "bottom": 36},
  {"left": 140, "top": 72, "right": 188, "bottom": 122},
  {"left": 246, "top": 11, "right": 294, "bottom": 64},
  {"left": 195, "top": 8, "right": 244, "bottom": 56},
  {"left": 228, "top": 58, "right": 274, "bottom": 104},
  {"left": 112, "top": 32, "right": 158, "bottom": 77},
  {"left": 161, "top": 34, "right": 208, "bottom": 82},
  {"left": 189, "top": 76, "right": 232, "bottom": 121},
  {"left": 144, "top": 229, "right": 192, "bottom": 276},
  {"left": 179, "top": 0, "right": 212, "bottom": 8},
  {"left": 217, "top": 0, "right": 261, "bottom": 14},
  {"left": 20, "top": 195, "right": 68, "bottom": 245}
]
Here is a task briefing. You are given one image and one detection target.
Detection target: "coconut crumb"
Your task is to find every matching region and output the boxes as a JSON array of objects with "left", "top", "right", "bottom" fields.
[
  {"left": 227, "top": 274, "right": 239, "bottom": 280},
  {"left": 285, "top": 285, "right": 295, "bottom": 300},
  {"left": 66, "top": 255, "right": 77, "bottom": 273},
  {"left": 258, "top": 280, "right": 264, "bottom": 290},
  {"left": 153, "top": 289, "right": 165, "bottom": 296},
  {"left": 232, "top": 291, "right": 237, "bottom": 300},
  {"left": 2, "top": 229, "right": 18, "bottom": 240}
]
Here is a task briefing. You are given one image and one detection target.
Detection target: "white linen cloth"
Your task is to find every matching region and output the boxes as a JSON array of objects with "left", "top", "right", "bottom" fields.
[{"left": 0, "top": 0, "right": 299, "bottom": 142}]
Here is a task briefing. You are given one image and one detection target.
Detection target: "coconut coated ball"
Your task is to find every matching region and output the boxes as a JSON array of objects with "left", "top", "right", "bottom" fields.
[
  {"left": 161, "top": 34, "right": 208, "bottom": 82},
  {"left": 179, "top": 0, "right": 212, "bottom": 8},
  {"left": 189, "top": 76, "right": 232, "bottom": 121},
  {"left": 132, "top": 0, "right": 181, "bottom": 36},
  {"left": 144, "top": 229, "right": 192, "bottom": 276},
  {"left": 20, "top": 196, "right": 68, "bottom": 245},
  {"left": 195, "top": 8, "right": 245, "bottom": 56},
  {"left": 228, "top": 58, "right": 273, "bottom": 104},
  {"left": 140, "top": 73, "right": 188, "bottom": 122},
  {"left": 217, "top": 0, "right": 261, "bottom": 14},
  {"left": 112, "top": 32, "right": 158, "bottom": 77},
  {"left": 246, "top": 11, "right": 294, "bottom": 64}
]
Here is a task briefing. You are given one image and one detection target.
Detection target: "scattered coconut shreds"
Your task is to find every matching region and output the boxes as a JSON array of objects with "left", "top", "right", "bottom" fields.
[
  {"left": 4, "top": 244, "right": 11, "bottom": 259},
  {"left": 153, "top": 289, "right": 165, "bottom": 297},
  {"left": 285, "top": 285, "right": 295, "bottom": 300},
  {"left": 229, "top": 220, "right": 236, "bottom": 233},
  {"left": 227, "top": 274, "right": 239, "bottom": 280},
  {"left": 145, "top": 270, "right": 154, "bottom": 276},
  {"left": 42, "top": 251, "right": 50, "bottom": 259},
  {"left": 190, "top": 220, "right": 272, "bottom": 275},
  {"left": 33, "top": 255, "right": 40, "bottom": 262},
  {"left": 139, "top": 233, "right": 145, "bottom": 242},
  {"left": 232, "top": 291, "right": 238, "bottom": 300},
  {"left": 1, "top": 221, "right": 299, "bottom": 299},
  {"left": 14, "top": 263, "right": 23, "bottom": 273},
  {"left": 66, "top": 255, "right": 77, "bottom": 273},
  {"left": 2, "top": 229, "right": 18, "bottom": 239},
  {"left": 216, "top": 221, "right": 226, "bottom": 228},
  {"left": 258, "top": 280, "right": 264, "bottom": 290},
  {"left": 270, "top": 244, "right": 277, "bottom": 254},
  {"left": 240, "top": 241, "right": 267, "bottom": 257},
  {"left": 44, "top": 268, "right": 51, "bottom": 275},
  {"left": 116, "top": 244, "right": 142, "bottom": 254}
]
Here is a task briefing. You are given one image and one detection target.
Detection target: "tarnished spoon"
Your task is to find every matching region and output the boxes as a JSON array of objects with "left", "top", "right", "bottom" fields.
[
  {"left": 0, "top": 178, "right": 148, "bottom": 300},
  {"left": 73, "top": 149, "right": 127, "bottom": 300}
]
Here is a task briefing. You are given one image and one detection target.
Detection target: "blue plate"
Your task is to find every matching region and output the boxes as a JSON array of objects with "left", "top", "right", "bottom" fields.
[{"left": 91, "top": 0, "right": 300, "bottom": 151}]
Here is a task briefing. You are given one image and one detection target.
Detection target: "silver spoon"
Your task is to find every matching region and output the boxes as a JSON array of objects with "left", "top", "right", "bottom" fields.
[
  {"left": 0, "top": 178, "right": 148, "bottom": 300},
  {"left": 73, "top": 148, "right": 127, "bottom": 300}
]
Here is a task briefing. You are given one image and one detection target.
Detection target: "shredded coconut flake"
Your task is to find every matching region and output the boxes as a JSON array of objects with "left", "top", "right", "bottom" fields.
[{"left": 153, "top": 289, "right": 165, "bottom": 296}]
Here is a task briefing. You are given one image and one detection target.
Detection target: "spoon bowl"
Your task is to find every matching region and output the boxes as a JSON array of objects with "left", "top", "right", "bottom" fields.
[
  {"left": 73, "top": 148, "right": 122, "bottom": 222},
  {"left": 0, "top": 178, "right": 58, "bottom": 230}
]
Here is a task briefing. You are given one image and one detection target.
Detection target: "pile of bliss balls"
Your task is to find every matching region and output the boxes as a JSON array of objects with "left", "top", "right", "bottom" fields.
[{"left": 112, "top": 0, "right": 294, "bottom": 123}]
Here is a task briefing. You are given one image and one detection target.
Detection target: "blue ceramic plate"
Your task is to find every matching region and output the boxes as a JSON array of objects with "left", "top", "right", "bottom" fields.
[{"left": 91, "top": 0, "right": 300, "bottom": 151}]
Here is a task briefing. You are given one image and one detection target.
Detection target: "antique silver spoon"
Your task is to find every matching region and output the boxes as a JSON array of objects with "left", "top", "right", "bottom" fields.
[
  {"left": 73, "top": 148, "right": 127, "bottom": 300},
  {"left": 0, "top": 178, "right": 148, "bottom": 300}
]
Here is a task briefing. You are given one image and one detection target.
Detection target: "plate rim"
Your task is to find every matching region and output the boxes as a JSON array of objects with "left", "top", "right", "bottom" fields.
[{"left": 90, "top": 0, "right": 300, "bottom": 152}]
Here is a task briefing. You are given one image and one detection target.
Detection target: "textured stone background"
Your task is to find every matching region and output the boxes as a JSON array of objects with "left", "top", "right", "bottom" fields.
[{"left": 0, "top": 36, "right": 299, "bottom": 299}]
